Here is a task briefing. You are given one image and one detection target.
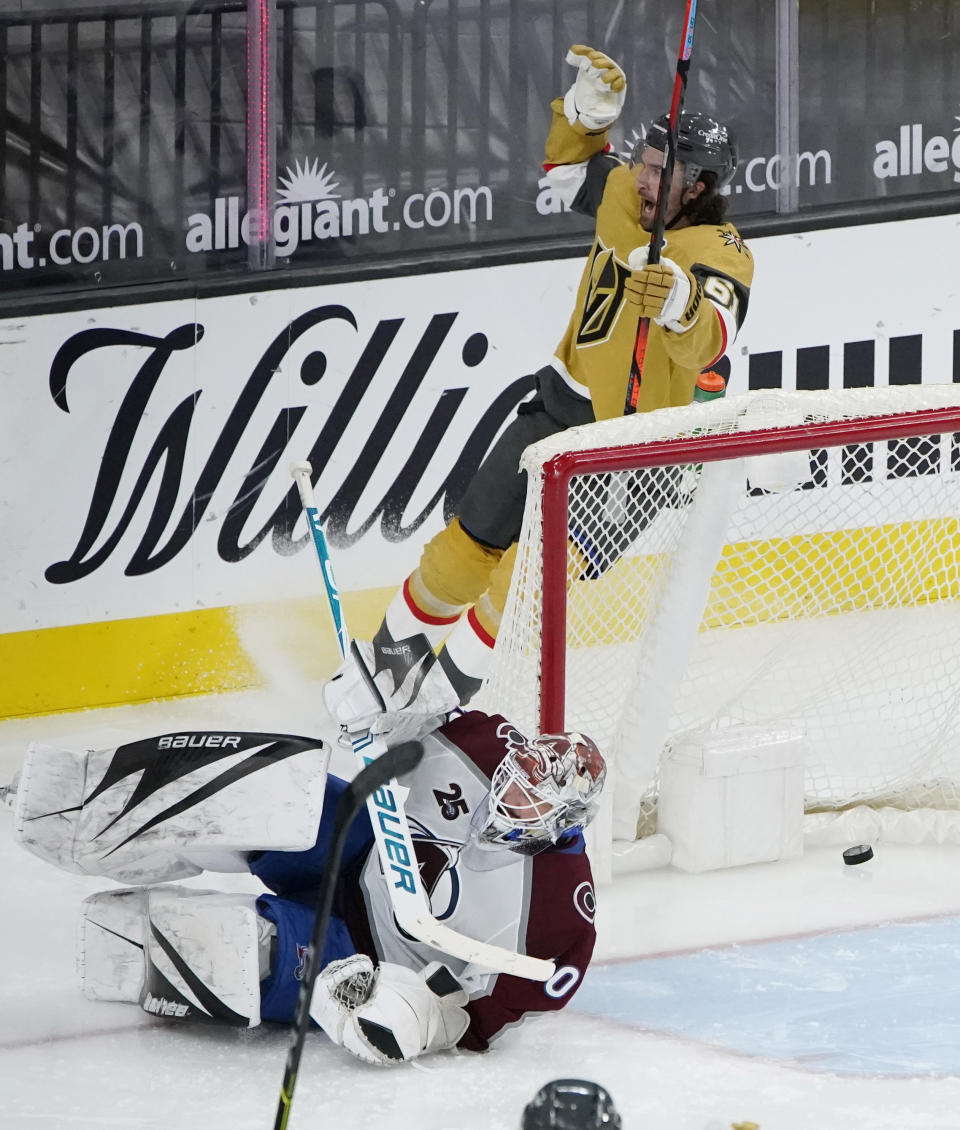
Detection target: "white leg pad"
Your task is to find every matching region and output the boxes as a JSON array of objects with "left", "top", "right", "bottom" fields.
[
  {"left": 14, "top": 743, "right": 88, "bottom": 873},
  {"left": 78, "top": 887, "right": 150, "bottom": 1003},
  {"left": 15, "top": 732, "right": 329, "bottom": 884},
  {"left": 142, "top": 887, "right": 263, "bottom": 1027}
]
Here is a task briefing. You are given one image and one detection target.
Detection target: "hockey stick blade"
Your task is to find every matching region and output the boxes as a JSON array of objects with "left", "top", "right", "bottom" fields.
[
  {"left": 273, "top": 740, "right": 424, "bottom": 1130},
  {"left": 400, "top": 917, "right": 555, "bottom": 981}
]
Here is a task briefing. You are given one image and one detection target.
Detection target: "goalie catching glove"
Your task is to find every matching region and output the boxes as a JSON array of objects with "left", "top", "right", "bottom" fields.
[
  {"left": 310, "top": 956, "right": 469, "bottom": 1066},
  {"left": 625, "top": 244, "right": 703, "bottom": 333},
  {"left": 562, "top": 44, "right": 626, "bottom": 132}
]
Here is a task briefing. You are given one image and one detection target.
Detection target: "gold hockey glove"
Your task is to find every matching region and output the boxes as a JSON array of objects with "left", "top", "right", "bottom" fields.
[{"left": 626, "top": 246, "right": 702, "bottom": 332}]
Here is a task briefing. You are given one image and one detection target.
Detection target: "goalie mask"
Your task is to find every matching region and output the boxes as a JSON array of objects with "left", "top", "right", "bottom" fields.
[{"left": 472, "top": 731, "right": 606, "bottom": 857}]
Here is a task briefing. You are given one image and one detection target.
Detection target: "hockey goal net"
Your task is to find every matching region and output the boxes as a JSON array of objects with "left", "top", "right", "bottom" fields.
[{"left": 477, "top": 384, "right": 960, "bottom": 854}]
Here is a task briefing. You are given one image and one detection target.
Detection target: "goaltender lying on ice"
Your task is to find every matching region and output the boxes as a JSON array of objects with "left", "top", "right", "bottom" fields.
[{"left": 12, "top": 710, "right": 605, "bottom": 1067}]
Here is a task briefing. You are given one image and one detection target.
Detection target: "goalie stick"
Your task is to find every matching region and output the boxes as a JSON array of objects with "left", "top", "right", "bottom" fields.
[
  {"left": 290, "top": 460, "right": 555, "bottom": 983},
  {"left": 273, "top": 741, "right": 424, "bottom": 1130},
  {"left": 624, "top": 0, "right": 700, "bottom": 414}
]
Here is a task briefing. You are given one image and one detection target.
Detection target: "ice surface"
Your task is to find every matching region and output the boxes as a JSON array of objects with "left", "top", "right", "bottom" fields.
[{"left": 3, "top": 689, "right": 960, "bottom": 1130}]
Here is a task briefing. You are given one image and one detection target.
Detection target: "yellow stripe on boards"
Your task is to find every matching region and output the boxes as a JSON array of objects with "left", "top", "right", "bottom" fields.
[
  {"left": 564, "top": 518, "right": 960, "bottom": 646},
  {"left": 705, "top": 519, "right": 960, "bottom": 629},
  {"left": 0, "top": 609, "right": 257, "bottom": 719},
  {"left": 0, "top": 587, "right": 396, "bottom": 719}
]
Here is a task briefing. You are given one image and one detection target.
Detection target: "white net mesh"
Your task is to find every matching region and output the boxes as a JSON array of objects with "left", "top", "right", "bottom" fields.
[{"left": 476, "top": 385, "right": 960, "bottom": 842}]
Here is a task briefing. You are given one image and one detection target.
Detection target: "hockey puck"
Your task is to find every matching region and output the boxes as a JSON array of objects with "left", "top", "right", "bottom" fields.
[{"left": 842, "top": 843, "right": 874, "bottom": 866}]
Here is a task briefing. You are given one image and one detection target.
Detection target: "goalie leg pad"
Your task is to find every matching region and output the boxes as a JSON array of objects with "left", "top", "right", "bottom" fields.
[
  {"left": 14, "top": 743, "right": 88, "bottom": 873},
  {"left": 78, "top": 886, "right": 150, "bottom": 1003},
  {"left": 15, "top": 732, "right": 329, "bottom": 884},
  {"left": 141, "top": 887, "right": 265, "bottom": 1027}
]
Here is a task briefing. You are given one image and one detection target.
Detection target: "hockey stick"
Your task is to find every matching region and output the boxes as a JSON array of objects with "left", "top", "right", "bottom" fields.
[
  {"left": 273, "top": 740, "right": 425, "bottom": 1130},
  {"left": 624, "top": 0, "right": 700, "bottom": 414},
  {"left": 290, "top": 461, "right": 555, "bottom": 982}
]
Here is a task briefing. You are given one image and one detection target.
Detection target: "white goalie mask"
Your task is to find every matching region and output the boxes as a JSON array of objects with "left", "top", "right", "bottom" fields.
[{"left": 471, "top": 730, "right": 606, "bottom": 857}]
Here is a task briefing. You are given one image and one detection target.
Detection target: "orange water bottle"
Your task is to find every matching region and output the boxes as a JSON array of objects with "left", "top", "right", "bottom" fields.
[{"left": 693, "top": 370, "right": 726, "bottom": 402}]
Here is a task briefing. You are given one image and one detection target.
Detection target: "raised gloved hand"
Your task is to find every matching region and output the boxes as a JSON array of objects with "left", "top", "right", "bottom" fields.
[
  {"left": 310, "top": 955, "right": 470, "bottom": 1066},
  {"left": 562, "top": 44, "right": 626, "bottom": 131},
  {"left": 625, "top": 244, "right": 703, "bottom": 332},
  {"left": 322, "top": 638, "right": 459, "bottom": 744}
]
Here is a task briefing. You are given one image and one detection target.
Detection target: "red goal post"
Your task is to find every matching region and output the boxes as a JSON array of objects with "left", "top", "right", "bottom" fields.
[{"left": 477, "top": 384, "right": 960, "bottom": 858}]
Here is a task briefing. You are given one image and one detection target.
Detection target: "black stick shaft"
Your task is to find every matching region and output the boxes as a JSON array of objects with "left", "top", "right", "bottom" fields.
[
  {"left": 624, "top": 0, "right": 700, "bottom": 415},
  {"left": 272, "top": 741, "right": 424, "bottom": 1130}
]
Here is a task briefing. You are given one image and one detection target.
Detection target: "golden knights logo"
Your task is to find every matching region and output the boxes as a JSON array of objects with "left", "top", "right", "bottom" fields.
[
  {"left": 576, "top": 239, "right": 631, "bottom": 346},
  {"left": 718, "top": 226, "right": 749, "bottom": 256}
]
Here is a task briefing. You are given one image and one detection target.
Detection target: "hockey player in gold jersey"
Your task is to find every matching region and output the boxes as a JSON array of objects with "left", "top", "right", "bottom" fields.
[
  {"left": 551, "top": 110, "right": 752, "bottom": 420},
  {"left": 324, "top": 44, "right": 755, "bottom": 742}
]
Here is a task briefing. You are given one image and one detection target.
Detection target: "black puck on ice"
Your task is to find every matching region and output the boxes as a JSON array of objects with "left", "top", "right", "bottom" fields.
[{"left": 842, "top": 843, "right": 874, "bottom": 866}]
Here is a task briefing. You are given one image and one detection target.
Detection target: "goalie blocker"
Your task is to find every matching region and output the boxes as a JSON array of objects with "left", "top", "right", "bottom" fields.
[{"left": 14, "top": 712, "right": 605, "bottom": 1066}]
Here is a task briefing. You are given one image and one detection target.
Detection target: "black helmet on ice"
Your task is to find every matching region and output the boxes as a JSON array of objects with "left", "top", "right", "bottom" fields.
[{"left": 521, "top": 1079, "right": 622, "bottom": 1130}]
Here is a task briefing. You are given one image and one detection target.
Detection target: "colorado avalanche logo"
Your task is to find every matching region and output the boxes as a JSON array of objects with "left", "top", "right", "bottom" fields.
[
  {"left": 496, "top": 721, "right": 529, "bottom": 756},
  {"left": 573, "top": 881, "right": 596, "bottom": 924},
  {"left": 403, "top": 816, "right": 463, "bottom": 923},
  {"left": 495, "top": 722, "right": 552, "bottom": 784}
]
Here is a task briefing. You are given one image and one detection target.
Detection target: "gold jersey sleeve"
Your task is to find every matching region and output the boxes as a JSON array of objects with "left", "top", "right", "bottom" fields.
[
  {"left": 543, "top": 97, "right": 612, "bottom": 166},
  {"left": 553, "top": 163, "right": 755, "bottom": 421}
]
